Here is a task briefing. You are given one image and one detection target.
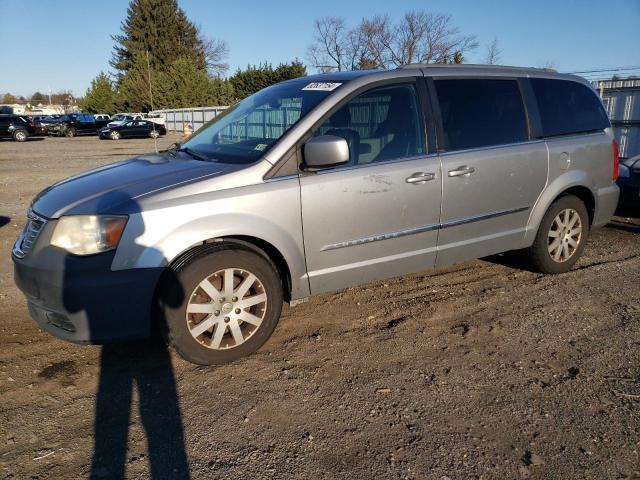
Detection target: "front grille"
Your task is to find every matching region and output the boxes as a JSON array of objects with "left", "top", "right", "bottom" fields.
[{"left": 13, "top": 210, "right": 47, "bottom": 258}]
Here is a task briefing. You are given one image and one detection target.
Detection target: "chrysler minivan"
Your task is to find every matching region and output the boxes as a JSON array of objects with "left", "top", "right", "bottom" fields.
[{"left": 13, "top": 65, "right": 619, "bottom": 365}]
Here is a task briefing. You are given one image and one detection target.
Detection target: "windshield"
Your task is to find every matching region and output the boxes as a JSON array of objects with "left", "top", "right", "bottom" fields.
[{"left": 181, "top": 78, "right": 341, "bottom": 164}]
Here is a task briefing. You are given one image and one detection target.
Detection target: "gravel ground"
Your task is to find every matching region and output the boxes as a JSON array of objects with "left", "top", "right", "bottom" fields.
[{"left": 0, "top": 135, "right": 639, "bottom": 480}]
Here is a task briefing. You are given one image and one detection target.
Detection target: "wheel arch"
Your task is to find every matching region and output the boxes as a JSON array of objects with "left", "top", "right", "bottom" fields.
[
  {"left": 523, "top": 171, "right": 597, "bottom": 247},
  {"left": 166, "top": 236, "right": 293, "bottom": 302}
]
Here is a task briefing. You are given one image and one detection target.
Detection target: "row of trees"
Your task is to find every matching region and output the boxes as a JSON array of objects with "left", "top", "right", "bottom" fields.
[
  {"left": 81, "top": 60, "right": 306, "bottom": 113},
  {"left": 80, "top": 0, "right": 307, "bottom": 114},
  {"left": 0, "top": 91, "right": 75, "bottom": 105}
]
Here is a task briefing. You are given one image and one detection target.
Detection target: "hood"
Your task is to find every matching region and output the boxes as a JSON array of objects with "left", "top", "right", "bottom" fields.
[{"left": 31, "top": 153, "right": 239, "bottom": 218}]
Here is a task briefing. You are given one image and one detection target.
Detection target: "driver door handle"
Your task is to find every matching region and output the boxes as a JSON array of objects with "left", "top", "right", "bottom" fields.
[
  {"left": 448, "top": 166, "right": 476, "bottom": 177},
  {"left": 406, "top": 172, "right": 435, "bottom": 184}
]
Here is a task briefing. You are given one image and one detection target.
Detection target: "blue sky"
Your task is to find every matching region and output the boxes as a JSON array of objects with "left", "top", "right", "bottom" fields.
[{"left": 1, "top": 0, "right": 639, "bottom": 97}]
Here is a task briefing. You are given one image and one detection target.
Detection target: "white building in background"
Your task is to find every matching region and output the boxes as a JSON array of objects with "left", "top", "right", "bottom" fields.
[
  {"left": 27, "top": 104, "right": 77, "bottom": 115},
  {"left": 0, "top": 103, "right": 80, "bottom": 115},
  {"left": 0, "top": 104, "right": 26, "bottom": 114}
]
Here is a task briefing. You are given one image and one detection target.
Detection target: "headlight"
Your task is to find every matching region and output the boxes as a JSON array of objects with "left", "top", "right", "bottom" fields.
[{"left": 51, "top": 215, "right": 128, "bottom": 255}]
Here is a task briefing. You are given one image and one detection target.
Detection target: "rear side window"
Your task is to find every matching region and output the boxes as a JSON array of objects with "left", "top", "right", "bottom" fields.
[
  {"left": 435, "top": 79, "right": 528, "bottom": 151},
  {"left": 531, "top": 79, "right": 610, "bottom": 137}
]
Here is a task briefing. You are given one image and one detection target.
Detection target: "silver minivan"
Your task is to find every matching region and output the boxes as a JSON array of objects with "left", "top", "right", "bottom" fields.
[{"left": 13, "top": 65, "right": 620, "bottom": 365}]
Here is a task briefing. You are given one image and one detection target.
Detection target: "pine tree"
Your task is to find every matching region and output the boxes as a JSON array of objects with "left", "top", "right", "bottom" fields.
[
  {"left": 154, "top": 57, "right": 235, "bottom": 109},
  {"left": 81, "top": 73, "right": 120, "bottom": 114},
  {"left": 111, "top": 0, "right": 206, "bottom": 77}
]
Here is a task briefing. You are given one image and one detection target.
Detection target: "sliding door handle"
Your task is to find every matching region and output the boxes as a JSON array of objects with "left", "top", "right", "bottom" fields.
[{"left": 448, "top": 166, "right": 475, "bottom": 177}]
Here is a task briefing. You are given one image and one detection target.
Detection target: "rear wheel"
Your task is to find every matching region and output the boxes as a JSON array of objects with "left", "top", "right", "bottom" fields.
[
  {"left": 159, "top": 246, "right": 283, "bottom": 365},
  {"left": 13, "top": 130, "right": 27, "bottom": 142},
  {"left": 110, "top": 130, "right": 121, "bottom": 140},
  {"left": 150, "top": 129, "right": 160, "bottom": 139},
  {"left": 525, "top": 195, "right": 589, "bottom": 273},
  {"left": 65, "top": 127, "right": 76, "bottom": 138}
]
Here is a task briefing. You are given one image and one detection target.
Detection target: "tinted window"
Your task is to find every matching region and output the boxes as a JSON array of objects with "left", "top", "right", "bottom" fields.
[
  {"left": 531, "top": 79, "right": 609, "bottom": 137},
  {"left": 435, "top": 79, "right": 528, "bottom": 151},
  {"left": 315, "top": 83, "right": 425, "bottom": 165}
]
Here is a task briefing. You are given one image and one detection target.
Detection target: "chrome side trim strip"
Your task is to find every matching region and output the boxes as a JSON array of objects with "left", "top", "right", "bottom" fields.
[
  {"left": 440, "top": 206, "right": 530, "bottom": 229},
  {"left": 320, "top": 206, "right": 530, "bottom": 251},
  {"left": 321, "top": 223, "right": 439, "bottom": 251}
]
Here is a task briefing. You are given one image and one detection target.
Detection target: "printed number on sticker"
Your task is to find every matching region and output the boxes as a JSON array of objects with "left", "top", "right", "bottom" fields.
[{"left": 302, "top": 82, "right": 342, "bottom": 91}]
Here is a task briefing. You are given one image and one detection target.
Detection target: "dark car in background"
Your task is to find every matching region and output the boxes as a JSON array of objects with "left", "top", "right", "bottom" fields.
[
  {"left": 99, "top": 119, "right": 166, "bottom": 140},
  {"left": 618, "top": 153, "right": 640, "bottom": 200},
  {"left": 0, "top": 114, "right": 37, "bottom": 141},
  {"left": 46, "top": 113, "right": 109, "bottom": 137},
  {"left": 27, "top": 115, "right": 48, "bottom": 135}
]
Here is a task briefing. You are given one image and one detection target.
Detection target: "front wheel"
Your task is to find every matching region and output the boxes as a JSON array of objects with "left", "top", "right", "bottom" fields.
[
  {"left": 110, "top": 130, "right": 120, "bottom": 140},
  {"left": 65, "top": 127, "right": 76, "bottom": 138},
  {"left": 13, "top": 130, "right": 27, "bottom": 142},
  {"left": 525, "top": 195, "right": 589, "bottom": 274},
  {"left": 159, "top": 246, "right": 283, "bottom": 365}
]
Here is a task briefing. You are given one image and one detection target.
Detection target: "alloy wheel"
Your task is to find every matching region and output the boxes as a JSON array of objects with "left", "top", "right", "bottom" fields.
[
  {"left": 186, "top": 268, "right": 267, "bottom": 350},
  {"left": 548, "top": 208, "right": 582, "bottom": 263}
]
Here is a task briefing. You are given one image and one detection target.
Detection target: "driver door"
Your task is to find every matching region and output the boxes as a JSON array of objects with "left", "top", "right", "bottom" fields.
[{"left": 299, "top": 81, "right": 442, "bottom": 295}]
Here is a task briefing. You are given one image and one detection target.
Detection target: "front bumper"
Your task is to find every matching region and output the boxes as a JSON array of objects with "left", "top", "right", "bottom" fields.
[{"left": 12, "top": 221, "right": 164, "bottom": 343}]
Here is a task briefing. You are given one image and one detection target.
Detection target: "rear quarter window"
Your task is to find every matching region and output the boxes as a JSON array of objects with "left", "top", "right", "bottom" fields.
[{"left": 531, "top": 78, "right": 610, "bottom": 137}]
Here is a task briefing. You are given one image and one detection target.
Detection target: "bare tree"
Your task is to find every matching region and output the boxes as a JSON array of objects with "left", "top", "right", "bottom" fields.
[
  {"left": 307, "top": 17, "right": 350, "bottom": 72},
  {"left": 202, "top": 37, "right": 229, "bottom": 76},
  {"left": 484, "top": 37, "right": 502, "bottom": 65},
  {"left": 195, "top": 26, "right": 229, "bottom": 76},
  {"left": 307, "top": 11, "right": 478, "bottom": 72}
]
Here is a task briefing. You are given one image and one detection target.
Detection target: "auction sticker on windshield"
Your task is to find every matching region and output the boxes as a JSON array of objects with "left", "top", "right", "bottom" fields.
[{"left": 302, "top": 82, "right": 342, "bottom": 91}]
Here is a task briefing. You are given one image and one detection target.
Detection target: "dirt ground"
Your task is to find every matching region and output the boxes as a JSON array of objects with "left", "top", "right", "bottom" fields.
[{"left": 0, "top": 134, "right": 639, "bottom": 480}]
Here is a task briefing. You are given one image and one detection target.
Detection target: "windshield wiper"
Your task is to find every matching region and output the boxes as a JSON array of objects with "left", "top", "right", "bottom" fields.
[{"left": 178, "top": 147, "right": 210, "bottom": 161}]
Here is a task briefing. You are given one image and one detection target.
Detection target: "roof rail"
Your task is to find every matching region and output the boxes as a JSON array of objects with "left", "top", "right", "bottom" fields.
[{"left": 398, "top": 63, "right": 558, "bottom": 73}]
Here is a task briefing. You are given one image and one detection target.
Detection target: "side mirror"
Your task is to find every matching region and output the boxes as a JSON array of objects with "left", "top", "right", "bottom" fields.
[{"left": 303, "top": 135, "right": 350, "bottom": 170}]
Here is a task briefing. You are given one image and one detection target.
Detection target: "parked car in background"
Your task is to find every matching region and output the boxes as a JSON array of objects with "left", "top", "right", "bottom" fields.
[
  {"left": 46, "top": 113, "right": 109, "bottom": 137},
  {"left": 13, "top": 65, "right": 620, "bottom": 365},
  {"left": 99, "top": 119, "right": 166, "bottom": 140},
  {"left": 618, "top": 153, "right": 640, "bottom": 199},
  {"left": 146, "top": 113, "right": 166, "bottom": 125},
  {"left": 0, "top": 114, "right": 37, "bottom": 141},
  {"left": 93, "top": 114, "right": 111, "bottom": 122},
  {"left": 107, "top": 114, "right": 143, "bottom": 129},
  {"left": 27, "top": 115, "right": 48, "bottom": 135}
]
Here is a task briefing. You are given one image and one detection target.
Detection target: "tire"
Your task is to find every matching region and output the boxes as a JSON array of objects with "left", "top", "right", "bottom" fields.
[
  {"left": 150, "top": 129, "right": 160, "bottom": 139},
  {"left": 65, "top": 127, "right": 76, "bottom": 138},
  {"left": 158, "top": 245, "right": 284, "bottom": 365},
  {"left": 525, "top": 194, "right": 589, "bottom": 274},
  {"left": 110, "top": 130, "right": 121, "bottom": 140},
  {"left": 13, "top": 130, "right": 27, "bottom": 142}
]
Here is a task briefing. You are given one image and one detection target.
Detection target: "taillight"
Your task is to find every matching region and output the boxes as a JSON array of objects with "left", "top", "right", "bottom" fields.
[{"left": 612, "top": 139, "right": 619, "bottom": 181}]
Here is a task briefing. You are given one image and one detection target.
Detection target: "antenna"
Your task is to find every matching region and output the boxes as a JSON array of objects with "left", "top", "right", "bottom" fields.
[{"left": 146, "top": 49, "right": 158, "bottom": 153}]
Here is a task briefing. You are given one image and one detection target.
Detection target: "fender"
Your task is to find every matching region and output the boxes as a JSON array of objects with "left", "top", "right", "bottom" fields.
[
  {"left": 522, "top": 169, "right": 596, "bottom": 247},
  {"left": 111, "top": 209, "right": 310, "bottom": 300}
]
